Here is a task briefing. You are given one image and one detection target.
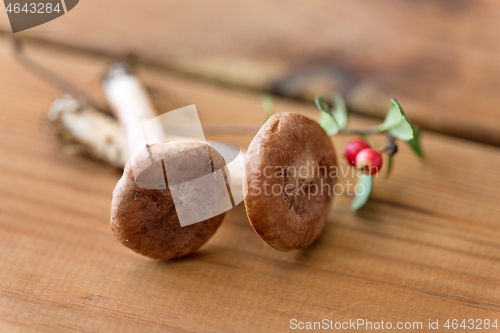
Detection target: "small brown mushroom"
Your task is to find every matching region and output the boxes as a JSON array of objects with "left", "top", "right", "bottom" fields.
[
  {"left": 110, "top": 140, "right": 227, "bottom": 259},
  {"left": 244, "top": 113, "right": 337, "bottom": 251}
]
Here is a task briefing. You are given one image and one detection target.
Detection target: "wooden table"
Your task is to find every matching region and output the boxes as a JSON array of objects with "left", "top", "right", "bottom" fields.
[
  {"left": 4, "top": 0, "right": 500, "bottom": 146},
  {"left": 1, "top": 6, "right": 500, "bottom": 332}
]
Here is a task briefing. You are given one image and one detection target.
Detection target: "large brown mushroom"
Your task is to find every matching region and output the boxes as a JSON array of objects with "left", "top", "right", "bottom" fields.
[
  {"left": 110, "top": 140, "right": 227, "bottom": 259},
  {"left": 244, "top": 113, "right": 337, "bottom": 251}
]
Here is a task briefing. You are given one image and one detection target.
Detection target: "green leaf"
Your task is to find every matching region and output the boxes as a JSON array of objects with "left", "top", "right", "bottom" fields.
[
  {"left": 385, "top": 154, "right": 393, "bottom": 179},
  {"left": 316, "top": 96, "right": 339, "bottom": 135},
  {"left": 389, "top": 120, "right": 414, "bottom": 141},
  {"left": 406, "top": 125, "right": 424, "bottom": 158},
  {"left": 351, "top": 174, "right": 373, "bottom": 211},
  {"left": 331, "top": 92, "right": 348, "bottom": 130},
  {"left": 318, "top": 110, "right": 339, "bottom": 136},
  {"left": 262, "top": 95, "right": 275, "bottom": 122},
  {"left": 315, "top": 96, "right": 330, "bottom": 113},
  {"left": 377, "top": 99, "right": 414, "bottom": 141},
  {"left": 377, "top": 99, "right": 404, "bottom": 131}
]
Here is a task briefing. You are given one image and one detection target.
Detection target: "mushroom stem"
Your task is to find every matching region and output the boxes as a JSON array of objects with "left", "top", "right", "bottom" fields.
[
  {"left": 102, "top": 62, "right": 261, "bottom": 140},
  {"left": 46, "top": 94, "right": 128, "bottom": 168},
  {"left": 103, "top": 62, "right": 170, "bottom": 142},
  {"left": 102, "top": 62, "right": 246, "bottom": 195},
  {"left": 46, "top": 93, "right": 251, "bottom": 173}
]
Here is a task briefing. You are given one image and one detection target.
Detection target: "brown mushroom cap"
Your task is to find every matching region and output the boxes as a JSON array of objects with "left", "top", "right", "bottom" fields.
[
  {"left": 244, "top": 113, "right": 337, "bottom": 251},
  {"left": 110, "top": 140, "right": 227, "bottom": 259}
]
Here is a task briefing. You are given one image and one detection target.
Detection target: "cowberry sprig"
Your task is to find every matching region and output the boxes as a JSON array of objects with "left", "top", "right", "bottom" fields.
[{"left": 315, "top": 93, "right": 423, "bottom": 211}]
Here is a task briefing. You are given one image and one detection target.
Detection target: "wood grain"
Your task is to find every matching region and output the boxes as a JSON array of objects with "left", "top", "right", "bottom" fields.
[
  {"left": 3, "top": 0, "right": 500, "bottom": 145},
  {"left": 0, "top": 38, "right": 500, "bottom": 332}
]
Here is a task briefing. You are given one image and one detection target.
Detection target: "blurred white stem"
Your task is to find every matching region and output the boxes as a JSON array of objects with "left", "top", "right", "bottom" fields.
[
  {"left": 103, "top": 62, "right": 169, "bottom": 143},
  {"left": 47, "top": 94, "right": 249, "bottom": 176},
  {"left": 47, "top": 94, "right": 128, "bottom": 168}
]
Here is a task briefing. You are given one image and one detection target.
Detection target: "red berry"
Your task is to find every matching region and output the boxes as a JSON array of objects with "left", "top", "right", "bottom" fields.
[
  {"left": 355, "top": 148, "right": 383, "bottom": 175},
  {"left": 344, "top": 139, "right": 370, "bottom": 166}
]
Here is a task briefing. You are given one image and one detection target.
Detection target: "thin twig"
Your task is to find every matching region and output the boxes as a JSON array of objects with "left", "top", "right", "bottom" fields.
[
  {"left": 338, "top": 127, "right": 380, "bottom": 135},
  {"left": 11, "top": 37, "right": 112, "bottom": 115},
  {"left": 380, "top": 133, "right": 398, "bottom": 155},
  {"left": 201, "top": 124, "right": 261, "bottom": 135}
]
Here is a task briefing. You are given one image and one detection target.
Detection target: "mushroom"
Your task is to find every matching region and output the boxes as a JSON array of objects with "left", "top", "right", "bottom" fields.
[
  {"left": 47, "top": 64, "right": 337, "bottom": 256},
  {"left": 105, "top": 62, "right": 227, "bottom": 259},
  {"left": 110, "top": 140, "right": 227, "bottom": 259},
  {"left": 244, "top": 112, "right": 337, "bottom": 251}
]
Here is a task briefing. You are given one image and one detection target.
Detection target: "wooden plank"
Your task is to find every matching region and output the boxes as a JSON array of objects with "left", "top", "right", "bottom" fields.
[
  {"left": 3, "top": 0, "right": 500, "bottom": 146},
  {"left": 0, "top": 39, "right": 500, "bottom": 332}
]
